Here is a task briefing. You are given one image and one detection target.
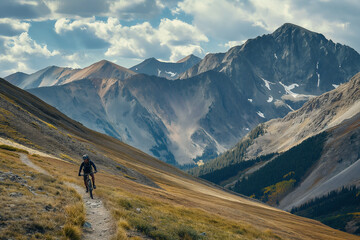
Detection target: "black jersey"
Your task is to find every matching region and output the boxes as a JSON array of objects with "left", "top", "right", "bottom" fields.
[{"left": 78, "top": 160, "right": 97, "bottom": 174}]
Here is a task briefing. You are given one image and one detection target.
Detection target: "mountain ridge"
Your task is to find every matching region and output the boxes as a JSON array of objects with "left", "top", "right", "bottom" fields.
[
  {"left": 0, "top": 77, "right": 358, "bottom": 240},
  {"left": 130, "top": 54, "right": 201, "bottom": 80}
]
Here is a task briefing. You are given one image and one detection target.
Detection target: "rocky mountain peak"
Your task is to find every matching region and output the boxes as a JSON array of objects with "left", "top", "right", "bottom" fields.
[{"left": 177, "top": 54, "right": 201, "bottom": 63}]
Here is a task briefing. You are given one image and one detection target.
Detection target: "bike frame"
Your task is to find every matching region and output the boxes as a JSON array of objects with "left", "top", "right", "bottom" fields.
[{"left": 81, "top": 172, "right": 95, "bottom": 199}]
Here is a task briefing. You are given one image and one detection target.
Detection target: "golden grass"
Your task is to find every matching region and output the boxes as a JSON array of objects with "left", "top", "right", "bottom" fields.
[
  {"left": 60, "top": 153, "right": 77, "bottom": 162},
  {"left": 24, "top": 149, "right": 360, "bottom": 240},
  {"left": 96, "top": 187, "right": 281, "bottom": 240},
  {"left": 0, "top": 150, "right": 84, "bottom": 240},
  {"left": 0, "top": 144, "right": 29, "bottom": 153}
]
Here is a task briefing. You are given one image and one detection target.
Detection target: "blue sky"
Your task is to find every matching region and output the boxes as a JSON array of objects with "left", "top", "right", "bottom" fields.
[{"left": 0, "top": 0, "right": 359, "bottom": 77}]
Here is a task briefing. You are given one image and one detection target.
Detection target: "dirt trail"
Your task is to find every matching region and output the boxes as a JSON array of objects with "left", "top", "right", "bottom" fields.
[{"left": 19, "top": 154, "right": 113, "bottom": 240}]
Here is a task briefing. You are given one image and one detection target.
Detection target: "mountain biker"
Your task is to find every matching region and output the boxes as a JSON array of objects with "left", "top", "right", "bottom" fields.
[{"left": 78, "top": 154, "right": 97, "bottom": 192}]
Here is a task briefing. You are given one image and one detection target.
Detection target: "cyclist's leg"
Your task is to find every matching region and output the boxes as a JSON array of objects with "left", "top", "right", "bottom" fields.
[{"left": 83, "top": 175, "right": 88, "bottom": 190}]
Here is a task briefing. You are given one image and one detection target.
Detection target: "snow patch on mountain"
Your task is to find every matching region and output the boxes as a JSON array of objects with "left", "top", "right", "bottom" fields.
[
  {"left": 316, "top": 61, "right": 320, "bottom": 88},
  {"left": 286, "top": 104, "right": 295, "bottom": 111},
  {"left": 261, "top": 77, "right": 274, "bottom": 90},
  {"left": 165, "top": 71, "right": 177, "bottom": 77},
  {"left": 257, "top": 111, "right": 265, "bottom": 118},
  {"left": 267, "top": 96, "right": 273, "bottom": 103},
  {"left": 332, "top": 84, "right": 339, "bottom": 89},
  {"left": 248, "top": 98, "right": 253, "bottom": 103},
  {"left": 279, "top": 82, "right": 299, "bottom": 98}
]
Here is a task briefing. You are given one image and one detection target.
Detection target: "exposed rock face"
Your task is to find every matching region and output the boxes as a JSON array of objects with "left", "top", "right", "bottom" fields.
[
  {"left": 29, "top": 72, "right": 262, "bottom": 165},
  {"left": 181, "top": 23, "right": 360, "bottom": 119}
]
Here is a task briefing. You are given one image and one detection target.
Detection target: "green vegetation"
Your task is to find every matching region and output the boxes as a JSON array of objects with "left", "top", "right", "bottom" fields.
[
  {"left": 189, "top": 124, "right": 266, "bottom": 177},
  {"left": 291, "top": 186, "right": 360, "bottom": 234},
  {"left": 232, "top": 132, "right": 328, "bottom": 204},
  {"left": 199, "top": 153, "right": 275, "bottom": 185}
]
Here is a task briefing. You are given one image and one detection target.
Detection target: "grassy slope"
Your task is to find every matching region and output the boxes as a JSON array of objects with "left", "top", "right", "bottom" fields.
[
  {"left": 0, "top": 148, "right": 84, "bottom": 240},
  {"left": 0, "top": 78, "right": 359, "bottom": 239}
]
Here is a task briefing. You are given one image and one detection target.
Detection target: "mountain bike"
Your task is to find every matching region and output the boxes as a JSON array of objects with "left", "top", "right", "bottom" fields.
[{"left": 80, "top": 172, "right": 96, "bottom": 199}]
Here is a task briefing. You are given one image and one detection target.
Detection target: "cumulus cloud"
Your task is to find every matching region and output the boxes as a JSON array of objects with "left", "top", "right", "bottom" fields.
[
  {"left": 178, "top": 0, "right": 264, "bottom": 41},
  {"left": 0, "top": 19, "right": 30, "bottom": 36},
  {"left": 222, "top": 40, "right": 247, "bottom": 49},
  {"left": 176, "top": 0, "right": 360, "bottom": 51},
  {"left": 54, "top": 17, "right": 208, "bottom": 61},
  {"left": 0, "top": 32, "right": 60, "bottom": 75},
  {"left": 3, "top": 32, "right": 59, "bottom": 57}
]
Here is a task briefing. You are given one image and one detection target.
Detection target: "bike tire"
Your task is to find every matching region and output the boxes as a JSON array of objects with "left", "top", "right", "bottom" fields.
[
  {"left": 89, "top": 188, "right": 93, "bottom": 199},
  {"left": 88, "top": 179, "right": 93, "bottom": 199}
]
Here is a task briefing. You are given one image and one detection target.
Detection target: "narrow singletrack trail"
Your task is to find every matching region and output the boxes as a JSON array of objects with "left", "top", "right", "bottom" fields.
[{"left": 19, "top": 154, "right": 113, "bottom": 240}]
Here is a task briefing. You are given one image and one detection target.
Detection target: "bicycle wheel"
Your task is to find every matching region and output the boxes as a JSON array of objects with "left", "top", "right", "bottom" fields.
[{"left": 88, "top": 179, "right": 93, "bottom": 199}]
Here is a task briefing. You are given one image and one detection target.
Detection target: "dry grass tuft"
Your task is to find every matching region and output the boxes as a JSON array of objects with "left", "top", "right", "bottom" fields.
[
  {"left": 65, "top": 201, "right": 85, "bottom": 226},
  {"left": 63, "top": 224, "right": 82, "bottom": 240}
]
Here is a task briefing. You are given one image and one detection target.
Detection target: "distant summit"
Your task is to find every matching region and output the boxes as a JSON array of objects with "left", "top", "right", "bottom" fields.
[
  {"left": 130, "top": 54, "right": 201, "bottom": 80},
  {"left": 181, "top": 22, "right": 360, "bottom": 119},
  {"left": 177, "top": 54, "right": 200, "bottom": 63}
]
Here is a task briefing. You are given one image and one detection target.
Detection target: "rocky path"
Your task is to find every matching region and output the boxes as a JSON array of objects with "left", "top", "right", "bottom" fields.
[{"left": 19, "top": 154, "right": 113, "bottom": 240}]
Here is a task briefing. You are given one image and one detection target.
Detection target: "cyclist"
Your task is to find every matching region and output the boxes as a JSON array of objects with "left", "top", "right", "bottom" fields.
[{"left": 78, "top": 154, "right": 97, "bottom": 192}]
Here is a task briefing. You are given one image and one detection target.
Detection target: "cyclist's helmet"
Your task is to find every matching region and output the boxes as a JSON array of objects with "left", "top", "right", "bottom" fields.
[{"left": 82, "top": 154, "right": 89, "bottom": 160}]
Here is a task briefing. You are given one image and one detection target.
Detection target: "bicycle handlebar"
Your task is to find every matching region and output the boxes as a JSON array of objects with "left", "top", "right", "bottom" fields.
[{"left": 79, "top": 171, "right": 97, "bottom": 176}]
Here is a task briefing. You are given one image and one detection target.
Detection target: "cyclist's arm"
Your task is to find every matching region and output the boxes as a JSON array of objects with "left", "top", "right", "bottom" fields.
[
  {"left": 78, "top": 162, "right": 84, "bottom": 176},
  {"left": 91, "top": 161, "right": 97, "bottom": 172}
]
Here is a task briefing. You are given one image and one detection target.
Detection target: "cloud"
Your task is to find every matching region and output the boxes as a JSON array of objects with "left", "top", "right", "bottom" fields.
[
  {"left": 222, "top": 40, "right": 247, "bottom": 49},
  {"left": 0, "top": 19, "right": 30, "bottom": 36},
  {"left": 176, "top": 0, "right": 360, "bottom": 52},
  {"left": 0, "top": 0, "right": 51, "bottom": 19},
  {"left": 0, "top": 32, "right": 60, "bottom": 75},
  {"left": 110, "top": 0, "right": 163, "bottom": 20},
  {"left": 55, "top": 18, "right": 110, "bottom": 49},
  {"left": 54, "top": 17, "right": 208, "bottom": 61},
  {"left": 46, "top": 0, "right": 166, "bottom": 20},
  {"left": 48, "top": 0, "right": 109, "bottom": 18},
  {"left": 178, "top": 0, "right": 265, "bottom": 41}
]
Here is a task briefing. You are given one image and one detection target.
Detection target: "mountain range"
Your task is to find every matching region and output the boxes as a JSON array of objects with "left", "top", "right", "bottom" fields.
[
  {"left": 1, "top": 77, "right": 358, "bottom": 240},
  {"left": 5, "top": 23, "right": 360, "bottom": 167}
]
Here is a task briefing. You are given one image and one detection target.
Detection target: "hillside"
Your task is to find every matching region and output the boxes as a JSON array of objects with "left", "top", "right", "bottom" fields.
[
  {"left": 190, "top": 72, "right": 360, "bottom": 234},
  {"left": 0, "top": 78, "right": 358, "bottom": 239}
]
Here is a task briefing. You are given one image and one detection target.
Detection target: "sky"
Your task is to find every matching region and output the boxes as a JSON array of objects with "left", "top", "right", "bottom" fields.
[{"left": 0, "top": 0, "right": 359, "bottom": 77}]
